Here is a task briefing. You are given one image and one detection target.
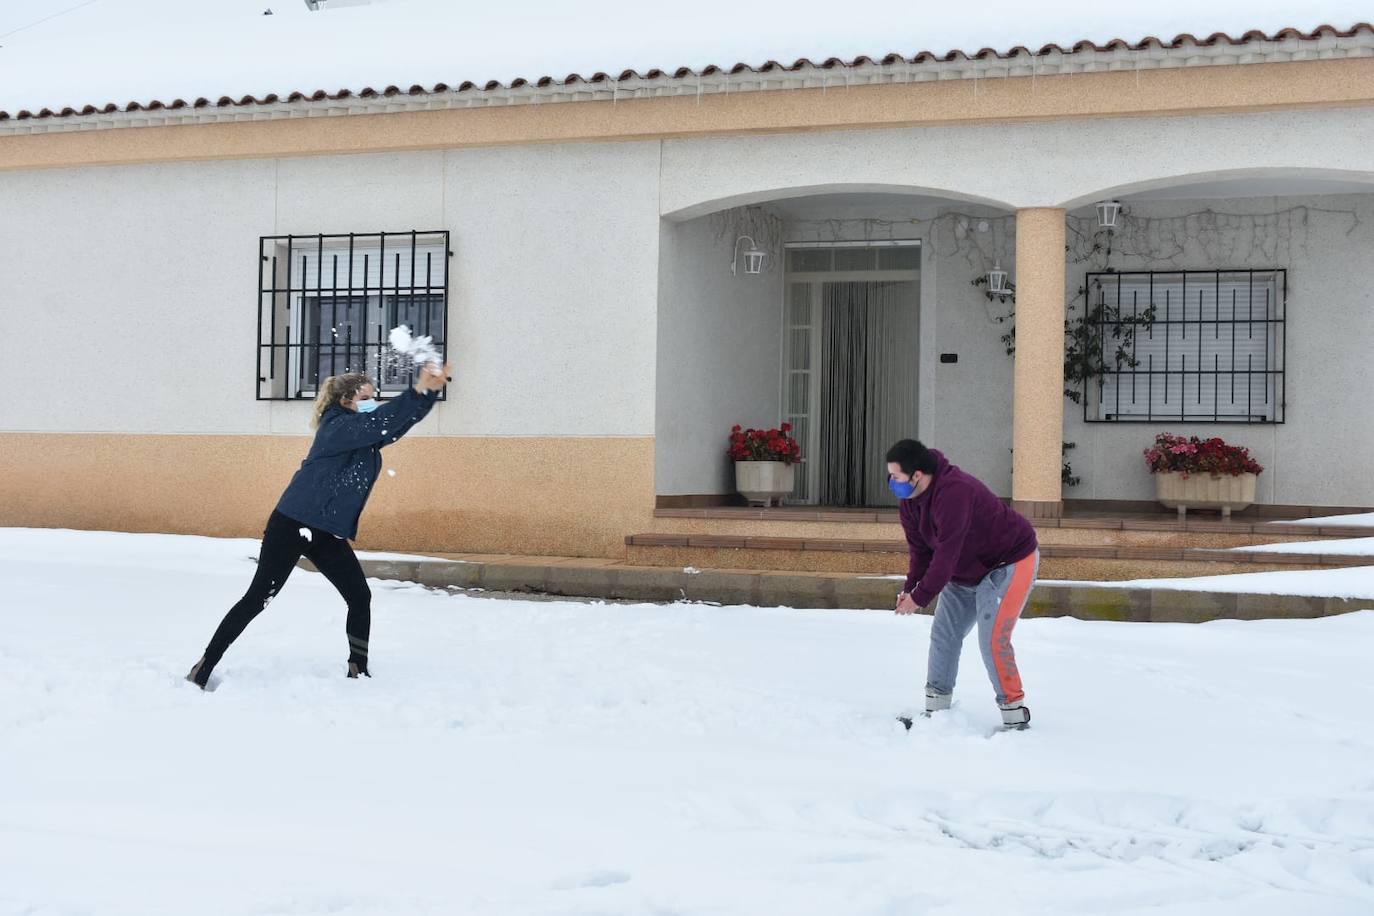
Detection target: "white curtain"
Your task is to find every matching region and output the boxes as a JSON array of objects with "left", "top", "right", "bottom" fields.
[{"left": 818, "top": 281, "right": 920, "bottom": 507}]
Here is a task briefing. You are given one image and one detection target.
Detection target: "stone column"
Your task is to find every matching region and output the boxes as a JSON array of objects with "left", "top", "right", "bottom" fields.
[{"left": 1011, "top": 208, "right": 1066, "bottom": 520}]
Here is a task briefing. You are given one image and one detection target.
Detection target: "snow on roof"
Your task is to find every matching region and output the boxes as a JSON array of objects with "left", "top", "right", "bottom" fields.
[{"left": 0, "top": 0, "right": 1370, "bottom": 122}]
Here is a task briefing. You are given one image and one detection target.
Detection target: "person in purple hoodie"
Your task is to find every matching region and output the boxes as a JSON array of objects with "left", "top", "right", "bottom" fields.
[{"left": 886, "top": 439, "right": 1040, "bottom": 730}]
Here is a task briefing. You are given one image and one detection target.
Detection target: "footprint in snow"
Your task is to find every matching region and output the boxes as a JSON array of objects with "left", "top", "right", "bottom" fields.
[{"left": 550, "top": 870, "right": 632, "bottom": 890}]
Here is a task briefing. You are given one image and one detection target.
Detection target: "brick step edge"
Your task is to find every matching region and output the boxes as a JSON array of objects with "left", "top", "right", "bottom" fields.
[
  {"left": 626, "top": 535, "right": 1374, "bottom": 567},
  {"left": 653, "top": 508, "right": 1374, "bottom": 539},
  {"left": 335, "top": 556, "right": 1369, "bottom": 621}
]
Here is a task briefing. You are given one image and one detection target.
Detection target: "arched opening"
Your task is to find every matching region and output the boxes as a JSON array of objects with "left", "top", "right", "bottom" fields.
[
  {"left": 663, "top": 183, "right": 1015, "bottom": 224},
  {"left": 1059, "top": 169, "right": 1374, "bottom": 212},
  {"left": 1049, "top": 168, "right": 1374, "bottom": 508},
  {"left": 656, "top": 188, "right": 1015, "bottom": 508}
]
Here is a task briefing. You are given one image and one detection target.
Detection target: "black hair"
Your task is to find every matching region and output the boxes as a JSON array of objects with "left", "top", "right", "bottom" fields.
[{"left": 884, "top": 439, "right": 938, "bottom": 476}]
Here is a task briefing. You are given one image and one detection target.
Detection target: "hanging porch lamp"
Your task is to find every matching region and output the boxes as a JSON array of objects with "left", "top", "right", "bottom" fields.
[
  {"left": 986, "top": 260, "right": 1009, "bottom": 296},
  {"left": 731, "top": 235, "right": 767, "bottom": 276},
  {"left": 1095, "top": 199, "right": 1122, "bottom": 230}
]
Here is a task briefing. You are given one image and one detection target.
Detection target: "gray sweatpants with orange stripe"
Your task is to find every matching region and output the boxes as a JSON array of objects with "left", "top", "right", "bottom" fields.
[{"left": 926, "top": 550, "right": 1039, "bottom": 707}]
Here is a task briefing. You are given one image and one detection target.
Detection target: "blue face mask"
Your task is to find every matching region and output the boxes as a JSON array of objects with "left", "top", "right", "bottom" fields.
[
  {"left": 888, "top": 477, "right": 917, "bottom": 500},
  {"left": 354, "top": 398, "right": 380, "bottom": 413}
]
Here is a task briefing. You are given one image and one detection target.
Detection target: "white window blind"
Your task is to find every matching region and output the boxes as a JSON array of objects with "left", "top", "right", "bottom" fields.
[
  {"left": 257, "top": 231, "right": 449, "bottom": 400},
  {"left": 1087, "top": 270, "right": 1285, "bottom": 423}
]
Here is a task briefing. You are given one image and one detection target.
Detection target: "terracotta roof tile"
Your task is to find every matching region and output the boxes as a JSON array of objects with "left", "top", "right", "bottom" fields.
[{"left": 1, "top": 22, "right": 1369, "bottom": 123}]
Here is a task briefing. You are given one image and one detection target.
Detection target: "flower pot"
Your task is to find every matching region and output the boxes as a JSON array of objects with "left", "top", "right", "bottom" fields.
[
  {"left": 735, "top": 460, "right": 796, "bottom": 508},
  {"left": 1154, "top": 471, "right": 1258, "bottom": 519}
]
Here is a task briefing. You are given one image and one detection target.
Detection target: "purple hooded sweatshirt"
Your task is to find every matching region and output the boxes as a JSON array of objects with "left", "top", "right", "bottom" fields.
[{"left": 900, "top": 450, "right": 1038, "bottom": 608}]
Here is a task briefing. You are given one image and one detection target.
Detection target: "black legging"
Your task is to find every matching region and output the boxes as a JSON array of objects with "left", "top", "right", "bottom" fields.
[{"left": 199, "top": 510, "right": 372, "bottom": 675}]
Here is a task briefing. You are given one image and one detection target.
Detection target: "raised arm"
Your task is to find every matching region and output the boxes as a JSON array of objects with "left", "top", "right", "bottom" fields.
[{"left": 317, "top": 362, "right": 451, "bottom": 453}]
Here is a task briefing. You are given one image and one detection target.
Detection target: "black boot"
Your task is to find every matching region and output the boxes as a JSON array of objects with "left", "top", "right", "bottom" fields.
[
  {"left": 186, "top": 656, "right": 212, "bottom": 689},
  {"left": 347, "top": 634, "right": 370, "bottom": 679}
]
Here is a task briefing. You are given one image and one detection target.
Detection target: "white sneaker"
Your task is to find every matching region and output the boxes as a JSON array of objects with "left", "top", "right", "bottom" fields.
[{"left": 999, "top": 701, "right": 1031, "bottom": 730}]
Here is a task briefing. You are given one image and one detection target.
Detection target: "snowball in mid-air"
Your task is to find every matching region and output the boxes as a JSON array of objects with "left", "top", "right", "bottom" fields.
[{"left": 388, "top": 325, "right": 442, "bottom": 367}]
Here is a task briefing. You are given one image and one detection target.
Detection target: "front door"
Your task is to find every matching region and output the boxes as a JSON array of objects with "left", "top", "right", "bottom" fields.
[{"left": 783, "top": 244, "right": 921, "bottom": 507}]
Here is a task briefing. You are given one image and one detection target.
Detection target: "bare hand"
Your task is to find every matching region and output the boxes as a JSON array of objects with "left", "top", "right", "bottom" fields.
[
  {"left": 414, "top": 361, "right": 453, "bottom": 393},
  {"left": 895, "top": 592, "right": 920, "bottom": 615}
]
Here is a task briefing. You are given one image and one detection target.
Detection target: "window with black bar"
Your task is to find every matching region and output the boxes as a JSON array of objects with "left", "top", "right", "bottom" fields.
[
  {"left": 1084, "top": 269, "right": 1286, "bottom": 424},
  {"left": 256, "top": 231, "right": 451, "bottom": 400}
]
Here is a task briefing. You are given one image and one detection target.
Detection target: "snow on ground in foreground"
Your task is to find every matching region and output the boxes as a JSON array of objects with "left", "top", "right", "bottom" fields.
[
  {"left": 2, "top": 528, "right": 1373, "bottom": 916},
  {"left": 1043, "top": 564, "right": 1374, "bottom": 599}
]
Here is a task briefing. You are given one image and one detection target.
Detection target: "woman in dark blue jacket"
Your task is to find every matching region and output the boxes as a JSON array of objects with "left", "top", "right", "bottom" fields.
[{"left": 187, "top": 361, "right": 451, "bottom": 689}]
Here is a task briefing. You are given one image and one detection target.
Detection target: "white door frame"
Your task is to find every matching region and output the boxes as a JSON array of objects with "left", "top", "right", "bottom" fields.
[{"left": 781, "top": 240, "right": 921, "bottom": 506}]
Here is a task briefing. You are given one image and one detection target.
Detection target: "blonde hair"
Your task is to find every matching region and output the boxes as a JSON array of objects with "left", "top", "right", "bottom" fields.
[{"left": 311, "top": 373, "right": 374, "bottom": 428}]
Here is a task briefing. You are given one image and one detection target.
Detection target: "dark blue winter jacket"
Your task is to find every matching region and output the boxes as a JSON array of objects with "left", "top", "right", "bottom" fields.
[{"left": 276, "top": 386, "right": 438, "bottom": 539}]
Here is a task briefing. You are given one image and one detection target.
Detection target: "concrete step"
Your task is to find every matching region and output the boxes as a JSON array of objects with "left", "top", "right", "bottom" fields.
[
  {"left": 648, "top": 508, "right": 1370, "bottom": 551},
  {"left": 624, "top": 533, "right": 1374, "bottom": 580},
  {"left": 336, "top": 552, "right": 1371, "bottom": 622}
]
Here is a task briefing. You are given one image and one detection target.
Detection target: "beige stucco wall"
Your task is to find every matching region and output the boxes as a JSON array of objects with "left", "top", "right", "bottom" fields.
[
  {"left": 1010, "top": 208, "right": 1067, "bottom": 511},
  {"left": 0, "top": 434, "right": 653, "bottom": 557}
]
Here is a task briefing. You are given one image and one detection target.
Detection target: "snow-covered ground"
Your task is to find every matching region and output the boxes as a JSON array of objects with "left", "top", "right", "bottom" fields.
[
  {"left": 3, "top": 528, "right": 1373, "bottom": 916},
  {"left": 1043, "top": 565, "right": 1374, "bottom": 599},
  {"left": 1231, "top": 537, "right": 1374, "bottom": 556},
  {"left": 1273, "top": 512, "right": 1374, "bottom": 528}
]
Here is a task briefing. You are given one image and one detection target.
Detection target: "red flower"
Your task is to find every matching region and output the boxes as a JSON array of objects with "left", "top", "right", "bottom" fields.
[
  {"left": 1143, "top": 432, "right": 1262, "bottom": 478},
  {"left": 725, "top": 422, "right": 803, "bottom": 465}
]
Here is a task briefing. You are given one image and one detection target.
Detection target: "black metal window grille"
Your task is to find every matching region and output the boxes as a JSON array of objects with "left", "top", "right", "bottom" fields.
[
  {"left": 1084, "top": 269, "right": 1286, "bottom": 424},
  {"left": 257, "top": 231, "right": 451, "bottom": 400}
]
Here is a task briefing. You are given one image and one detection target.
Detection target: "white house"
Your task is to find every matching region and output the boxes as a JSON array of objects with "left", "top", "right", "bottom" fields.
[{"left": 2, "top": 3, "right": 1372, "bottom": 562}]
